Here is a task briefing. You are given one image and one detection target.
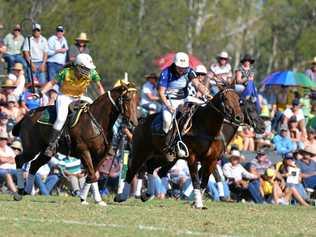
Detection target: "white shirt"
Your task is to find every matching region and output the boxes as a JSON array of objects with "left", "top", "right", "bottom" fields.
[
  {"left": 22, "top": 35, "right": 48, "bottom": 63},
  {"left": 140, "top": 81, "right": 158, "bottom": 105},
  {"left": 223, "top": 162, "right": 256, "bottom": 181},
  {"left": 47, "top": 35, "right": 68, "bottom": 65},
  {"left": 0, "top": 145, "right": 16, "bottom": 170},
  {"left": 283, "top": 108, "right": 305, "bottom": 121},
  {"left": 210, "top": 63, "right": 232, "bottom": 80}
]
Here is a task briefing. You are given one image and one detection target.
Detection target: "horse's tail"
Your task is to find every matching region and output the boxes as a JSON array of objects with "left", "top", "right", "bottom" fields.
[{"left": 12, "top": 117, "right": 25, "bottom": 137}]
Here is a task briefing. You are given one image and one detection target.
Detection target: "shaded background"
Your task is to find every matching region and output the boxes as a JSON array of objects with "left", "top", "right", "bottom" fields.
[{"left": 0, "top": 0, "right": 315, "bottom": 90}]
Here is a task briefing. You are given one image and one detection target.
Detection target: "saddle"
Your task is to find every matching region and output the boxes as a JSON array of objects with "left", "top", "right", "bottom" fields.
[
  {"left": 37, "top": 100, "right": 89, "bottom": 128},
  {"left": 151, "top": 102, "right": 198, "bottom": 150}
]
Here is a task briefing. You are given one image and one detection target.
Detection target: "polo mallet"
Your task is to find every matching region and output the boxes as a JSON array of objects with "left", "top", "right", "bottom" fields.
[{"left": 168, "top": 98, "right": 189, "bottom": 158}]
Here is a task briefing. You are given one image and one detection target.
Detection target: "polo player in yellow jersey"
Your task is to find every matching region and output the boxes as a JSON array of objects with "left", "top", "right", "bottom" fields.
[{"left": 40, "top": 53, "right": 105, "bottom": 157}]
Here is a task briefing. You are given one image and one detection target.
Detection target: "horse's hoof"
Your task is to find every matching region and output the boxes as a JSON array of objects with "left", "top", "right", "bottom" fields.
[
  {"left": 81, "top": 200, "right": 89, "bottom": 205},
  {"left": 96, "top": 201, "right": 107, "bottom": 207},
  {"left": 13, "top": 192, "right": 22, "bottom": 201},
  {"left": 141, "top": 193, "right": 154, "bottom": 202},
  {"left": 113, "top": 194, "right": 126, "bottom": 203},
  {"left": 192, "top": 202, "right": 207, "bottom": 209}
]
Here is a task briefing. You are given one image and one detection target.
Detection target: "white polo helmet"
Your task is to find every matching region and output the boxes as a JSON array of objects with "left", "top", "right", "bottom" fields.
[
  {"left": 174, "top": 52, "right": 189, "bottom": 68},
  {"left": 75, "top": 53, "right": 96, "bottom": 70},
  {"left": 195, "top": 64, "right": 207, "bottom": 74}
]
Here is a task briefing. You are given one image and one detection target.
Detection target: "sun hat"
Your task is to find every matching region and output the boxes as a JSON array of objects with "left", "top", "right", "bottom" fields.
[
  {"left": 229, "top": 149, "right": 242, "bottom": 159},
  {"left": 264, "top": 168, "right": 276, "bottom": 178},
  {"left": 217, "top": 51, "right": 230, "bottom": 59},
  {"left": 240, "top": 54, "right": 255, "bottom": 64},
  {"left": 76, "top": 32, "right": 89, "bottom": 42},
  {"left": 0, "top": 130, "right": 8, "bottom": 139},
  {"left": 12, "top": 63, "right": 23, "bottom": 71},
  {"left": 11, "top": 140, "right": 23, "bottom": 151},
  {"left": 144, "top": 73, "right": 158, "bottom": 80},
  {"left": 298, "top": 145, "right": 316, "bottom": 156},
  {"left": 311, "top": 57, "right": 316, "bottom": 65},
  {"left": 195, "top": 65, "right": 207, "bottom": 75},
  {"left": 1, "top": 79, "right": 16, "bottom": 89}
]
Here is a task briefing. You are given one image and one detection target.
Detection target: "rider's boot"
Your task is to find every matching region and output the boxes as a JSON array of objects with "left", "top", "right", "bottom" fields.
[
  {"left": 44, "top": 128, "right": 61, "bottom": 157},
  {"left": 162, "top": 131, "right": 175, "bottom": 162}
]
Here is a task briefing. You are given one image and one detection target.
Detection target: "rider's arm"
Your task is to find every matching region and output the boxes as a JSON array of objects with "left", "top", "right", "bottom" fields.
[
  {"left": 158, "top": 86, "right": 173, "bottom": 112},
  {"left": 191, "top": 78, "right": 212, "bottom": 99},
  {"left": 96, "top": 81, "right": 105, "bottom": 95},
  {"left": 235, "top": 70, "right": 244, "bottom": 84},
  {"left": 41, "top": 79, "right": 57, "bottom": 94}
]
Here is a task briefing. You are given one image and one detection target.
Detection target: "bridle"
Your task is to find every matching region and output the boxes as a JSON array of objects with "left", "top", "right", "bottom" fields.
[
  {"left": 209, "top": 88, "right": 242, "bottom": 125},
  {"left": 107, "top": 86, "right": 137, "bottom": 118}
]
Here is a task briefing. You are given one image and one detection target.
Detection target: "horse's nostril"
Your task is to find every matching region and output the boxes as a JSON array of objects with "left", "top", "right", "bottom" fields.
[{"left": 235, "top": 115, "right": 242, "bottom": 122}]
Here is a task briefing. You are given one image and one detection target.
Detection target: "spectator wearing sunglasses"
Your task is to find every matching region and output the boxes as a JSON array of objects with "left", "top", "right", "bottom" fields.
[
  {"left": 3, "top": 24, "right": 27, "bottom": 74},
  {"left": 47, "top": 25, "right": 68, "bottom": 82}
]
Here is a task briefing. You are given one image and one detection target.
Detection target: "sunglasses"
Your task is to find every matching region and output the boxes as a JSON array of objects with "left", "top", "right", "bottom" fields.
[
  {"left": 33, "top": 29, "right": 41, "bottom": 32},
  {"left": 14, "top": 29, "right": 21, "bottom": 32}
]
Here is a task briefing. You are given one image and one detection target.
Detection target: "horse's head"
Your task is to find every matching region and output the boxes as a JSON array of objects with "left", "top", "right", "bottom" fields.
[
  {"left": 211, "top": 88, "right": 244, "bottom": 124},
  {"left": 110, "top": 81, "right": 139, "bottom": 127},
  {"left": 240, "top": 98, "right": 265, "bottom": 134}
]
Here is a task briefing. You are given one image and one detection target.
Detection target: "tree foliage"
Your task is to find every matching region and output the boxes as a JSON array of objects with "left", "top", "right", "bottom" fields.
[{"left": 0, "top": 0, "right": 315, "bottom": 87}]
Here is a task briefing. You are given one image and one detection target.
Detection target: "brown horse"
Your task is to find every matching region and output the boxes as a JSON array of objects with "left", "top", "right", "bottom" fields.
[
  {"left": 145, "top": 98, "right": 266, "bottom": 197},
  {"left": 13, "top": 83, "right": 138, "bottom": 201},
  {"left": 115, "top": 88, "right": 243, "bottom": 208}
]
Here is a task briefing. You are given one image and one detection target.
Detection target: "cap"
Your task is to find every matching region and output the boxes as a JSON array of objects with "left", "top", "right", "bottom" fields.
[
  {"left": 56, "top": 25, "right": 64, "bottom": 32},
  {"left": 0, "top": 112, "right": 8, "bottom": 120},
  {"left": 11, "top": 140, "right": 23, "bottom": 151},
  {"left": 32, "top": 23, "right": 41, "bottom": 31},
  {"left": 284, "top": 153, "right": 294, "bottom": 160},
  {"left": 0, "top": 130, "right": 8, "bottom": 139}
]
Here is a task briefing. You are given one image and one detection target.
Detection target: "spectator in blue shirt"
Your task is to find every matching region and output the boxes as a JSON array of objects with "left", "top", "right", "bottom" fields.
[
  {"left": 273, "top": 125, "right": 294, "bottom": 155},
  {"left": 296, "top": 146, "right": 316, "bottom": 189}
]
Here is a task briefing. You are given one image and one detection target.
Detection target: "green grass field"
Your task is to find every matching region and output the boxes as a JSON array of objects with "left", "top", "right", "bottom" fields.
[{"left": 0, "top": 194, "right": 315, "bottom": 237}]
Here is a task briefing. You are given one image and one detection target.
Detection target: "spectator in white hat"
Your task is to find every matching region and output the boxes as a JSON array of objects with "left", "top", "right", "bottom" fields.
[
  {"left": 209, "top": 51, "right": 232, "bottom": 95},
  {"left": 22, "top": 23, "right": 48, "bottom": 85}
]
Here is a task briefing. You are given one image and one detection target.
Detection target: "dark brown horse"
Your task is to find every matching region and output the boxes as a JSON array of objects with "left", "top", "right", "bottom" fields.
[
  {"left": 13, "top": 83, "right": 138, "bottom": 201},
  {"left": 145, "top": 98, "right": 266, "bottom": 196},
  {"left": 115, "top": 89, "right": 243, "bottom": 208}
]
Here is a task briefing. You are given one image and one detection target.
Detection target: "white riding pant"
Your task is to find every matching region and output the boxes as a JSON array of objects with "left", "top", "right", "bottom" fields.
[
  {"left": 162, "top": 96, "right": 205, "bottom": 134},
  {"left": 53, "top": 94, "right": 93, "bottom": 131}
]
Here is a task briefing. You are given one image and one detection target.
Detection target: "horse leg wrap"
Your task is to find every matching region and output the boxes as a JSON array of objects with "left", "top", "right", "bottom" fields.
[
  {"left": 217, "top": 182, "right": 225, "bottom": 197},
  {"left": 91, "top": 182, "right": 102, "bottom": 203},
  {"left": 16, "top": 169, "right": 24, "bottom": 189},
  {"left": 194, "top": 189, "right": 203, "bottom": 208},
  {"left": 147, "top": 174, "right": 156, "bottom": 196},
  {"left": 24, "top": 174, "right": 35, "bottom": 194},
  {"left": 80, "top": 183, "right": 91, "bottom": 201},
  {"left": 135, "top": 179, "right": 143, "bottom": 197}
]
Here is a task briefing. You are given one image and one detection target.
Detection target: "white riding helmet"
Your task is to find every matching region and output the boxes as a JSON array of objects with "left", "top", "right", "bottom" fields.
[
  {"left": 195, "top": 64, "right": 207, "bottom": 74},
  {"left": 174, "top": 52, "right": 189, "bottom": 68},
  {"left": 75, "top": 53, "right": 96, "bottom": 70}
]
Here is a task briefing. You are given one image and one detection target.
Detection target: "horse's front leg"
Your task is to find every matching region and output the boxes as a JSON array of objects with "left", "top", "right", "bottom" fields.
[
  {"left": 187, "top": 153, "right": 204, "bottom": 209},
  {"left": 79, "top": 149, "right": 106, "bottom": 206},
  {"left": 200, "top": 140, "right": 223, "bottom": 191}
]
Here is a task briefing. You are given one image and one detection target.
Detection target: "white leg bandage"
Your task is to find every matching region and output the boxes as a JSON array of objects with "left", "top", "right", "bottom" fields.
[
  {"left": 194, "top": 189, "right": 203, "bottom": 208},
  {"left": 91, "top": 182, "right": 102, "bottom": 203},
  {"left": 80, "top": 182, "right": 91, "bottom": 201},
  {"left": 135, "top": 179, "right": 143, "bottom": 197}
]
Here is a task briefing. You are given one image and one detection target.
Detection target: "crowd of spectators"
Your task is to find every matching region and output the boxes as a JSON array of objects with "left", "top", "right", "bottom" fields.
[{"left": 0, "top": 21, "right": 315, "bottom": 208}]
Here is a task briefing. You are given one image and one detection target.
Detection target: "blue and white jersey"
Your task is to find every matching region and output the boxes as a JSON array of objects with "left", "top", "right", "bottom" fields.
[{"left": 159, "top": 65, "right": 197, "bottom": 99}]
